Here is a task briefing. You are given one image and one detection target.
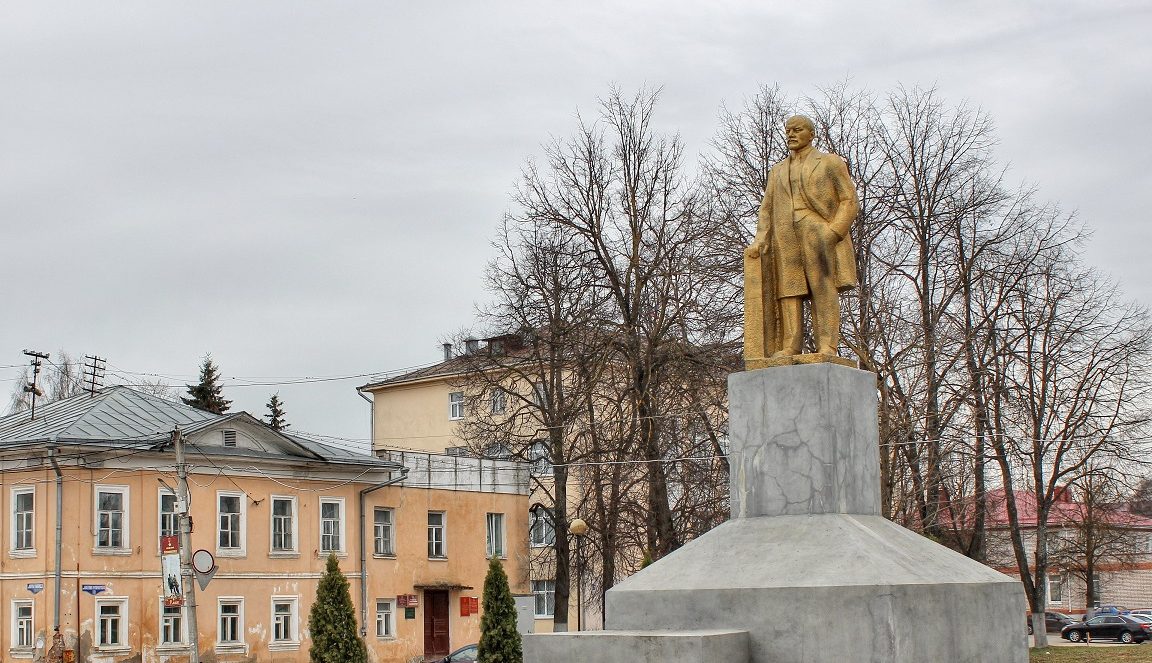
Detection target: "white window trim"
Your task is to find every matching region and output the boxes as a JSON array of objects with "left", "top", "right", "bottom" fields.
[
  {"left": 269, "top": 495, "right": 299, "bottom": 556},
  {"left": 11, "top": 599, "right": 33, "bottom": 653},
  {"left": 449, "top": 391, "right": 465, "bottom": 420},
  {"left": 428, "top": 511, "right": 447, "bottom": 559},
  {"left": 157, "top": 598, "right": 188, "bottom": 649},
  {"left": 532, "top": 579, "right": 555, "bottom": 618},
  {"left": 158, "top": 489, "right": 178, "bottom": 553},
  {"left": 318, "top": 497, "right": 346, "bottom": 555},
  {"left": 94, "top": 596, "right": 130, "bottom": 651},
  {"left": 269, "top": 595, "right": 300, "bottom": 650},
  {"left": 375, "top": 598, "right": 395, "bottom": 639},
  {"left": 490, "top": 387, "right": 506, "bottom": 415},
  {"left": 10, "top": 486, "right": 35, "bottom": 557},
  {"left": 93, "top": 485, "right": 130, "bottom": 554},
  {"left": 216, "top": 491, "right": 247, "bottom": 557},
  {"left": 373, "top": 507, "right": 395, "bottom": 557},
  {"left": 530, "top": 508, "right": 556, "bottom": 548},
  {"left": 216, "top": 596, "right": 247, "bottom": 654},
  {"left": 486, "top": 513, "right": 506, "bottom": 559}
]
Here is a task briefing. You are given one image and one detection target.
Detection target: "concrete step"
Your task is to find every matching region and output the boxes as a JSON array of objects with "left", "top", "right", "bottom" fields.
[{"left": 524, "top": 628, "right": 749, "bottom": 663}]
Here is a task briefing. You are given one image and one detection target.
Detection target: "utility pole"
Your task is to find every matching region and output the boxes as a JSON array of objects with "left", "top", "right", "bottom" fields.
[
  {"left": 82, "top": 355, "right": 107, "bottom": 397},
  {"left": 22, "top": 349, "right": 49, "bottom": 419},
  {"left": 172, "top": 428, "right": 201, "bottom": 663}
]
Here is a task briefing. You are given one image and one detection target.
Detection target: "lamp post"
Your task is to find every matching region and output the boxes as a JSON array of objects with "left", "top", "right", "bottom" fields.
[{"left": 568, "top": 518, "right": 589, "bottom": 631}]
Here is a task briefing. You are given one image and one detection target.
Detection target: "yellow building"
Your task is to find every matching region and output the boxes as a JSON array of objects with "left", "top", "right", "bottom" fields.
[
  {"left": 0, "top": 387, "right": 529, "bottom": 662},
  {"left": 359, "top": 340, "right": 574, "bottom": 633}
]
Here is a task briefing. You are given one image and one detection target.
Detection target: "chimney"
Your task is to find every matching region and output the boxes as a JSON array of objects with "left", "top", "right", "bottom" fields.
[
  {"left": 465, "top": 338, "right": 480, "bottom": 354},
  {"left": 442, "top": 343, "right": 453, "bottom": 362}
]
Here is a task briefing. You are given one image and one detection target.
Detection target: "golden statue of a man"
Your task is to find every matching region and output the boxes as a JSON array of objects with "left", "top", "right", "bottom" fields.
[{"left": 744, "top": 115, "right": 859, "bottom": 368}]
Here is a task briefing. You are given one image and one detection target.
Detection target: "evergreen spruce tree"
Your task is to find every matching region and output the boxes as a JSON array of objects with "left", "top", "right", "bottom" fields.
[
  {"left": 181, "top": 354, "right": 231, "bottom": 414},
  {"left": 265, "top": 392, "right": 289, "bottom": 430},
  {"left": 478, "top": 556, "right": 522, "bottom": 663},
  {"left": 308, "top": 554, "right": 367, "bottom": 663}
]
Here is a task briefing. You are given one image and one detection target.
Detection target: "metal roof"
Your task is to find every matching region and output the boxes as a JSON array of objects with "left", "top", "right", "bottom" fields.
[
  {"left": 0, "top": 386, "right": 400, "bottom": 470},
  {"left": 0, "top": 385, "right": 213, "bottom": 445}
]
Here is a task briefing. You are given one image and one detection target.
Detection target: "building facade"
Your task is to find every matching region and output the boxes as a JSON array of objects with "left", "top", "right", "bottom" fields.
[{"left": 0, "top": 387, "right": 529, "bottom": 662}]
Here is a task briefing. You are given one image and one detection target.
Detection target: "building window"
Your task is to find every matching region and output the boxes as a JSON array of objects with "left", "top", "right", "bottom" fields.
[
  {"left": 159, "top": 490, "right": 178, "bottom": 538},
  {"left": 449, "top": 391, "right": 465, "bottom": 420},
  {"left": 1048, "top": 573, "right": 1064, "bottom": 603},
  {"left": 486, "top": 513, "right": 505, "bottom": 558},
  {"left": 95, "top": 486, "right": 128, "bottom": 550},
  {"left": 428, "top": 511, "right": 446, "bottom": 558},
  {"left": 532, "top": 381, "right": 546, "bottom": 407},
  {"left": 490, "top": 388, "right": 506, "bottom": 414},
  {"left": 218, "top": 599, "right": 243, "bottom": 645},
  {"left": 528, "top": 440, "right": 552, "bottom": 476},
  {"left": 96, "top": 598, "right": 127, "bottom": 647},
  {"left": 530, "top": 508, "right": 556, "bottom": 547},
  {"left": 222, "top": 429, "right": 237, "bottom": 447},
  {"left": 374, "top": 508, "right": 394, "bottom": 556},
  {"left": 320, "top": 498, "right": 344, "bottom": 553},
  {"left": 271, "top": 497, "right": 295, "bottom": 553},
  {"left": 271, "top": 597, "right": 298, "bottom": 644},
  {"left": 160, "top": 603, "right": 183, "bottom": 645},
  {"left": 375, "top": 599, "right": 394, "bottom": 638},
  {"left": 532, "top": 579, "right": 555, "bottom": 617},
  {"left": 12, "top": 600, "right": 33, "bottom": 648},
  {"left": 13, "top": 487, "right": 34, "bottom": 551},
  {"left": 217, "top": 493, "right": 244, "bottom": 552}
]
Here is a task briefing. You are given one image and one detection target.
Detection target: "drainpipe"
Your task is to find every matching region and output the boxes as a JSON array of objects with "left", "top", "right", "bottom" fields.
[
  {"left": 358, "top": 468, "right": 408, "bottom": 635},
  {"left": 48, "top": 440, "right": 63, "bottom": 634}
]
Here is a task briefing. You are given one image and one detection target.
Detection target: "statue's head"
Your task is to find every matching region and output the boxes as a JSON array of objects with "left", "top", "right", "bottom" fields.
[{"left": 785, "top": 115, "right": 815, "bottom": 152}]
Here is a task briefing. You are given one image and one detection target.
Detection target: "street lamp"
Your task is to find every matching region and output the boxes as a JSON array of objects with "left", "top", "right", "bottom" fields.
[{"left": 568, "top": 518, "right": 589, "bottom": 631}]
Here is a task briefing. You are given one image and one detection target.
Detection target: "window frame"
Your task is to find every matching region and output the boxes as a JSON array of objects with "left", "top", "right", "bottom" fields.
[
  {"left": 373, "top": 507, "right": 395, "bottom": 557},
  {"left": 158, "top": 599, "right": 186, "bottom": 647},
  {"left": 216, "top": 597, "right": 246, "bottom": 653},
  {"left": 95, "top": 596, "right": 129, "bottom": 650},
  {"left": 375, "top": 598, "right": 395, "bottom": 639},
  {"left": 216, "top": 491, "right": 246, "bottom": 556},
  {"left": 94, "top": 485, "right": 130, "bottom": 553},
  {"left": 528, "top": 440, "right": 552, "bottom": 476},
  {"left": 269, "top": 595, "right": 299, "bottom": 649},
  {"left": 269, "top": 495, "right": 297, "bottom": 555},
  {"left": 11, "top": 599, "right": 33, "bottom": 650},
  {"left": 319, "top": 497, "right": 345, "bottom": 554},
  {"left": 11, "top": 486, "right": 35, "bottom": 554},
  {"left": 428, "top": 511, "right": 447, "bottom": 559},
  {"left": 530, "top": 508, "right": 556, "bottom": 548},
  {"left": 532, "top": 579, "right": 556, "bottom": 617},
  {"left": 449, "top": 391, "right": 465, "bottom": 420},
  {"left": 490, "top": 387, "right": 506, "bottom": 415},
  {"left": 1048, "top": 572, "right": 1065, "bottom": 603},
  {"left": 486, "top": 512, "right": 505, "bottom": 558},
  {"left": 158, "top": 489, "right": 179, "bottom": 542}
]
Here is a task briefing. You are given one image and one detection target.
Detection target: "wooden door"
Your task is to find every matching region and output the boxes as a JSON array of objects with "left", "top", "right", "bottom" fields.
[{"left": 423, "top": 590, "right": 450, "bottom": 659}]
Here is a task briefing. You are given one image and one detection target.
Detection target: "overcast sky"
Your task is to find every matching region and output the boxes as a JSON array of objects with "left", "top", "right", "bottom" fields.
[{"left": 2, "top": 1, "right": 1149, "bottom": 452}]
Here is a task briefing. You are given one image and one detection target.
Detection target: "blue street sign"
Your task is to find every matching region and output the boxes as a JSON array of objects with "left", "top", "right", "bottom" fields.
[
  {"left": 81, "top": 584, "right": 106, "bottom": 595},
  {"left": 26, "top": 583, "right": 43, "bottom": 594}
]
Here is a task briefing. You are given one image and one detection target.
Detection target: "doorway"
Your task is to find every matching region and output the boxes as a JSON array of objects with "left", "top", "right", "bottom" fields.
[{"left": 423, "top": 590, "right": 450, "bottom": 659}]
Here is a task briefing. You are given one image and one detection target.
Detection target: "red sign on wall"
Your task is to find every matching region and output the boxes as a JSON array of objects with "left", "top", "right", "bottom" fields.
[
  {"left": 160, "top": 536, "right": 179, "bottom": 555},
  {"left": 397, "top": 594, "right": 419, "bottom": 608},
  {"left": 460, "top": 596, "right": 479, "bottom": 616}
]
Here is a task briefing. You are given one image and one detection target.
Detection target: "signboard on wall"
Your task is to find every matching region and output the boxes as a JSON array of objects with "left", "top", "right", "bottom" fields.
[
  {"left": 460, "top": 596, "right": 479, "bottom": 616},
  {"left": 81, "top": 585, "right": 106, "bottom": 595},
  {"left": 161, "top": 535, "right": 183, "bottom": 606}
]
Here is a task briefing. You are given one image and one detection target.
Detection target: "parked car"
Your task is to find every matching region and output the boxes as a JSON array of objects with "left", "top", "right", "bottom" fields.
[
  {"left": 1061, "top": 615, "right": 1151, "bottom": 643},
  {"left": 435, "top": 644, "right": 478, "bottom": 663},
  {"left": 1028, "top": 612, "right": 1075, "bottom": 634}
]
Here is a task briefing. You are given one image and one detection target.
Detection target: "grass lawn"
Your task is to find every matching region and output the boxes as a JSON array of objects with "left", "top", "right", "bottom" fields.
[{"left": 1031, "top": 645, "right": 1152, "bottom": 661}]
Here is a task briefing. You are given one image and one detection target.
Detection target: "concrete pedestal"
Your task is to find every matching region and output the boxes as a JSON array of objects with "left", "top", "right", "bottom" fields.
[{"left": 524, "top": 363, "right": 1027, "bottom": 663}]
